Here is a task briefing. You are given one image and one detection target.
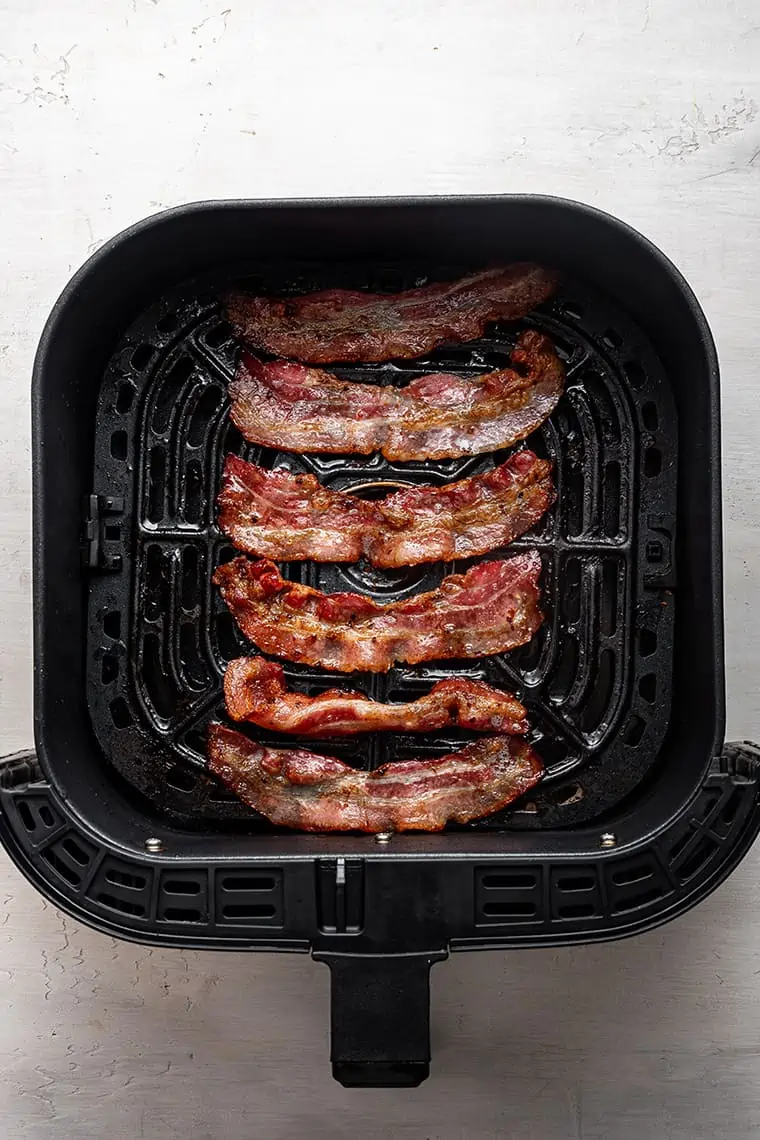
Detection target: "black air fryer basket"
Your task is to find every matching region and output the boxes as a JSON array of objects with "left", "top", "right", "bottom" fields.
[{"left": 3, "top": 196, "right": 759, "bottom": 1087}]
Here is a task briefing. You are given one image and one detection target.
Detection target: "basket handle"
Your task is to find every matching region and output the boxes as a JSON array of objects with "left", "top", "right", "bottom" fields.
[{"left": 316, "top": 951, "right": 445, "bottom": 1087}]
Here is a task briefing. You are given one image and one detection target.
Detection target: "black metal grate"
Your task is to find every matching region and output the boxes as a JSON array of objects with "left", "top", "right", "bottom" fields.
[{"left": 86, "top": 265, "right": 677, "bottom": 829}]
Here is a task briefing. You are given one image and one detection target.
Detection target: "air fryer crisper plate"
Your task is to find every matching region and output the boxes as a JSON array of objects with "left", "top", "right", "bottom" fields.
[{"left": 86, "top": 265, "right": 677, "bottom": 829}]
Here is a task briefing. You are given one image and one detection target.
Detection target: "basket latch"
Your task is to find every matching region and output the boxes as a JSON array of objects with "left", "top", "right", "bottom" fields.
[{"left": 83, "top": 493, "right": 124, "bottom": 571}]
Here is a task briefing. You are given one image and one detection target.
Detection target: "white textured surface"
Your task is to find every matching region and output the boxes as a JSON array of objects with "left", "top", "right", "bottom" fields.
[{"left": 2, "top": 1, "right": 760, "bottom": 1135}]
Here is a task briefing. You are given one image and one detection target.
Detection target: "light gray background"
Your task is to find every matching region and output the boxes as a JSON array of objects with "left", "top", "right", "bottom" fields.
[{"left": 2, "top": 1, "right": 760, "bottom": 1136}]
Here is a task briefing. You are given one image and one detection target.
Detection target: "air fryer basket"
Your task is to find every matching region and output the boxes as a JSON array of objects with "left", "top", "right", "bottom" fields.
[
  {"left": 86, "top": 267, "right": 677, "bottom": 829},
  {"left": 3, "top": 197, "right": 759, "bottom": 1087}
]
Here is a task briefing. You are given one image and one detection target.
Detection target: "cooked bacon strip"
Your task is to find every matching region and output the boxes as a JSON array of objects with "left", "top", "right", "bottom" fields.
[
  {"left": 218, "top": 450, "right": 554, "bottom": 567},
  {"left": 213, "top": 551, "right": 543, "bottom": 673},
  {"left": 225, "top": 265, "right": 559, "bottom": 363},
  {"left": 218, "top": 454, "right": 368, "bottom": 563},
  {"left": 224, "top": 657, "right": 529, "bottom": 736},
  {"left": 207, "top": 723, "right": 543, "bottom": 832},
  {"left": 228, "top": 329, "right": 564, "bottom": 461}
]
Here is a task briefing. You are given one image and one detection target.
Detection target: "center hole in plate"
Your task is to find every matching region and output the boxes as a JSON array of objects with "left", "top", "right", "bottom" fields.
[
  {"left": 343, "top": 479, "right": 415, "bottom": 501},
  {"left": 335, "top": 479, "right": 433, "bottom": 596}
]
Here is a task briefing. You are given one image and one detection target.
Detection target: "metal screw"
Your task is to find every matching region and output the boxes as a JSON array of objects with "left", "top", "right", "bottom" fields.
[
  {"left": 374, "top": 831, "right": 392, "bottom": 845},
  {"left": 600, "top": 832, "right": 617, "bottom": 849},
  {"left": 144, "top": 837, "right": 164, "bottom": 853}
]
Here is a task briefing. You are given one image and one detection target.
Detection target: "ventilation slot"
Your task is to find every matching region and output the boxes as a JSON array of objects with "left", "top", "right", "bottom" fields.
[
  {"left": 550, "top": 865, "right": 602, "bottom": 921},
  {"left": 608, "top": 856, "right": 669, "bottom": 914},
  {"left": 555, "top": 874, "right": 595, "bottom": 892},
  {"left": 164, "top": 879, "right": 201, "bottom": 895},
  {"left": 166, "top": 764, "right": 198, "bottom": 793},
  {"left": 116, "top": 383, "right": 135, "bottom": 413},
  {"left": 475, "top": 867, "right": 543, "bottom": 925},
  {"left": 152, "top": 356, "right": 194, "bottom": 432},
  {"left": 188, "top": 386, "right": 223, "bottom": 447},
  {"left": 537, "top": 737, "right": 570, "bottom": 768},
  {"left": 580, "top": 650, "right": 616, "bottom": 737},
  {"left": 131, "top": 343, "right": 155, "bottom": 371},
  {"left": 16, "top": 797, "right": 60, "bottom": 836},
  {"left": 97, "top": 893, "right": 145, "bottom": 917},
  {"left": 147, "top": 447, "right": 166, "bottom": 523},
  {"left": 215, "top": 609, "right": 243, "bottom": 663},
  {"left": 545, "top": 781, "right": 584, "bottom": 806},
  {"left": 181, "top": 547, "right": 201, "bottom": 611},
  {"left": 639, "top": 628, "right": 657, "bottom": 657},
  {"left": 182, "top": 460, "right": 204, "bottom": 524},
  {"left": 612, "top": 866, "right": 652, "bottom": 887},
  {"left": 564, "top": 461, "right": 585, "bottom": 537},
  {"left": 667, "top": 830, "right": 692, "bottom": 862},
  {"left": 41, "top": 834, "right": 96, "bottom": 888},
  {"left": 717, "top": 789, "right": 745, "bottom": 831},
  {"left": 624, "top": 360, "right": 645, "bottom": 388},
  {"left": 110, "top": 431, "right": 127, "bottom": 461},
  {"left": 625, "top": 715, "right": 646, "bottom": 747},
  {"left": 144, "top": 544, "right": 166, "bottom": 621},
  {"left": 157, "top": 872, "right": 208, "bottom": 923},
  {"left": 142, "top": 633, "right": 178, "bottom": 720},
  {"left": 513, "top": 625, "right": 545, "bottom": 674},
  {"left": 549, "top": 634, "right": 578, "bottom": 704},
  {"left": 109, "top": 697, "right": 133, "bottom": 729},
  {"left": 182, "top": 727, "right": 208, "bottom": 759},
  {"left": 41, "top": 849, "right": 80, "bottom": 886},
  {"left": 639, "top": 673, "right": 656, "bottom": 703},
  {"left": 17, "top": 801, "right": 36, "bottom": 832},
  {"left": 62, "top": 837, "right": 91, "bottom": 866},
  {"left": 216, "top": 869, "right": 284, "bottom": 926},
  {"left": 87, "top": 859, "right": 153, "bottom": 920},
  {"left": 642, "top": 401, "right": 659, "bottom": 430},
  {"left": 204, "top": 322, "right": 232, "bottom": 349},
  {"left": 179, "top": 624, "right": 210, "bottom": 690},
  {"left": 103, "top": 611, "right": 121, "bottom": 641},
  {"left": 611, "top": 886, "right": 664, "bottom": 912},
  {"left": 221, "top": 875, "right": 277, "bottom": 892},
  {"left": 676, "top": 836, "right": 719, "bottom": 882},
  {"left": 600, "top": 561, "right": 618, "bottom": 637},
  {"left": 561, "top": 559, "right": 582, "bottom": 624},
  {"left": 164, "top": 907, "right": 203, "bottom": 922},
  {"left": 106, "top": 869, "right": 147, "bottom": 890},
  {"left": 603, "top": 463, "right": 621, "bottom": 538}
]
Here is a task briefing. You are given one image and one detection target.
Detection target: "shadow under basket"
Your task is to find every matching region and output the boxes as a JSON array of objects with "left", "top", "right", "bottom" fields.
[{"left": 4, "top": 196, "right": 758, "bottom": 1087}]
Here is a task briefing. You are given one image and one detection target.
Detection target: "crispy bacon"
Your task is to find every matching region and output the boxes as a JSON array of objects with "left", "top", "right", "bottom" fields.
[
  {"left": 225, "top": 265, "right": 559, "bottom": 363},
  {"left": 218, "top": 454, "right": 368, "bottom": 564},
  {"left": 207, "top": 723, "right": 543, "bottom": 832},
  {"left": 218, "top": 450, "right": 554, "bottom": 568},
  {"left": 224, "top": 657, "right": 529, "bottom": 736},
  {"left": 213, "top": 551, "right": 543, "bottom": 673},
  {"left": 227, "top": 330, "right": 564, "bottom": 461}
]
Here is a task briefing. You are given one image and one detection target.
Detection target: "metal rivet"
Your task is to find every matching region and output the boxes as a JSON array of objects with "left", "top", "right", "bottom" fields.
[
  {"left": 145, "top": 837, "right": 164, "bottom": 853},
  {"left": 600, "top": 832, "right": 617, "bottom": 849},
  {"left": 374, "top": 832, "right": 392, "bottom": 845}
]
